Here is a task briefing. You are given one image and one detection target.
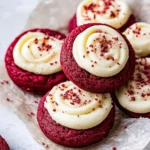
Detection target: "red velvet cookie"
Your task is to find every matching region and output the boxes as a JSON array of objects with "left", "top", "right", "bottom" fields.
[
  {"left": 0, "top": 136, "right": 10, "bottom": 150},
  {"left": 68, "top": 14, "right": 136, "bottom": 33},
  {"left": 5, "top": 28, "right": 67, "bottom": 95},
  {"left": 37, "top": 82, "right": 115, "bottom": 147},
  {"left": 112, "top": 94, "right": 150, "bottom": 118},
  {"left": 114, "top": 58, "right": 150, "bottom": 118},
  {"left": 68, "top": 0, "right": 136, "bottom": 33},
  {"left": 61, "top": 23, "right": 135, "bottom": 93}
]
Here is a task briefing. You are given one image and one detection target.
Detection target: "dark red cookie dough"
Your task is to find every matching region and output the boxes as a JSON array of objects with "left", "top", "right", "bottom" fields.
[
  {"left": 37, "top": 93, "right": 115, "bottom": 147},
  {"left": 0, "top": 136, "right": 10, "bottom": 150},
  {"left": 112, "top": 94, "right": 150, "bottom": 118},
  {"left": 5, "top": 28, "right": 67, "bottom": 95},
  {"left": 68, "top": 14, "right": 136, "bottom": 33},
  {"left": 61, "top": 23, "right": 135, "bottom": 93}
]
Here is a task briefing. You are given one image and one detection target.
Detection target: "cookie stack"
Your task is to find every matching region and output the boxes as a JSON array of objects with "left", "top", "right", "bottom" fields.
[{"left": 4, "top": 0, "right": 150, "bottom": 148}]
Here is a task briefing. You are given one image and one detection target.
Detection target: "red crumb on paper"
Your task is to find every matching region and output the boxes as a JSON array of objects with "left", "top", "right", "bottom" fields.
[
  {"left": 4, "top": 80, "right": 9, "bottom": 84},
  {"left": 112, "top": 147, "right": 117, "bottom": 150},
  {"left": 41, "top": 142, "right": 49, "bottom": 149},
  {"left": 46, "top": 145, "right": 49, "bottom": 149},
  {"left": 34, "top": 101, "right": 39, "bottom": 104},
  {"left": 6, "top": 98, "right": 13, "bottom": 102},
  {"left": 0, "top": 80, "right": 9, "bottom": 85},
  {"left": 27, "top": 112, "right": 35, "bottom": 117},
  {"left": 124, "top": 125, "right": 128, "bottom": 129}
]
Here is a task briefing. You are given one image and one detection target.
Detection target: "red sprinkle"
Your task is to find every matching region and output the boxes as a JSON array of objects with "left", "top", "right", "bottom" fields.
[
  {"left": 89, "top": 44, "right": 94, "bottom": 48},
  {"left": 63, "top": 90, "right": 81, "bottom": 104},
  {"left": 86, "top": 51, "right": 90, "bottom": 54},
  {"left": 131, "top": 97, "right": 136, "bottom": 101},
  {"left": 106, "top": 56, "right": 114, "bottom": 61},
  {"left": 34, "top": 38, "right": 38, "bottom": 44},
  {"left": 112, "top": 37, "right": 119, "bottom": 41},
  {"left": 127, "top": 90, "right": 134, "bottom": 95},
  {"left": 53, "top": 108, "right": 56, "bottom": 112},
  {"left": 110, "top": 11, "right": 116, "bottom": 17}
]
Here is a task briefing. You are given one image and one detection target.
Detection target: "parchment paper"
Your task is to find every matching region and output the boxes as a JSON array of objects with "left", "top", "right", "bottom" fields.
[{"left": 1, "top": 0, "right": 150, "bottom": 149}]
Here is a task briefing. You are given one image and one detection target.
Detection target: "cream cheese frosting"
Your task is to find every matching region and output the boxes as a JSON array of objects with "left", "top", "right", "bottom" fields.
[
  {"left": 116, "top": 58, "right": 150, "bottom": 113},
  {"left": 13, "top": 32, "right": 63, "bottom": 75},
  {"left": 76, "top": 0, "right": 131, "bottom": 28},
  {"left": 44, "top": 81, "right": 112, "bottom": 130},
  {"left": 73, "top": 25, "right": 129, "bottom": 77},
  {"left": 123, "top": 22, "right": 150, "bottom": 57}
]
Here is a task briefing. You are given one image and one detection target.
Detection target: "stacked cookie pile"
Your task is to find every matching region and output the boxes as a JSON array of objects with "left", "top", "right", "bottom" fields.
[{"left": 4, "top": 0, "right": 150, "bottom": 148}]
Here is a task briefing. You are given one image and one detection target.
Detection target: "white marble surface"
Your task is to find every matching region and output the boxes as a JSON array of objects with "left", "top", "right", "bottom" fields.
[{"left": 0, "top": 0, "right": 43, "bottom": 149}]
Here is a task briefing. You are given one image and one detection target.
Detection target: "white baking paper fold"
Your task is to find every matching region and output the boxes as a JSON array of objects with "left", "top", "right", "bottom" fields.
[{"left": 1, "top": 0, "right": 150, "bottom": 149}]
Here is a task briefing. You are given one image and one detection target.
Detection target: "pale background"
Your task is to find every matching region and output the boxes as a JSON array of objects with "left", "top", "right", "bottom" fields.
[
  {"left": 0, "top": 0, "right": 43, "bottom": 149},
  {"left": 0, "top": 0, "right": 150, "bottom": 150}
]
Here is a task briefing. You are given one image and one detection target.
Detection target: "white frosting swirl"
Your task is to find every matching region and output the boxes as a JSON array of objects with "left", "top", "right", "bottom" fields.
[
  {"left": 13, "top": 32, "right": 63, "bottom": 75},
  {"left": 73, "top": 25, "right": 129, "bottom": 77},
  {"left": 116, "top": 58, "right": 150, "bottom": 113},
  {"left": 44, "top": 81, "right": 112, "bottom": 130},
  {"left": 123, "top": 22, "right": 150, "bottom": 57},
  {"left": 77, "top": 0, "right": 131, "bottom": 28}
]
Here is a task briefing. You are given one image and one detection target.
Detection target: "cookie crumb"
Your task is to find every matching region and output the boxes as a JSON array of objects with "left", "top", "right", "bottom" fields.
[
  {"left": 112, "top": 147, "right": 117, "bottom": 150},
  {"left": 124, "top": 125, "right": 128, "bottom": 129},
  {"left": 6, "top": 98, "right": 13, "bottom": 102}
]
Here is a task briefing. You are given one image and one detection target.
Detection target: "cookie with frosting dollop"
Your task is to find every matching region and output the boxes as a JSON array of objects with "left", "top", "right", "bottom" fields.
[
  {"left": 114, "top": 58, "right": 150, "bottom": 118},
  {"left": 37, "top": 81, "right": 115, "bottom": 147},
  {"left": 124, "top": 22, "right": 150, "bottom": 57},
  {"left": 61, "top": 23, "right": 135, "bottom": 93},
  {"left": 68, "top": 0, "right": 135, "bottom": 32},
  {"left": 5, "top": 28, "right": 67, "bottom": 94}
]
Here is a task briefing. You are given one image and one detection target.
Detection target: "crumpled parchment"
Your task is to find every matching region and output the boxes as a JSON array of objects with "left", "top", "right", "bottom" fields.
[{"left": 1, "top": 0, "right": 150, "bottom": 150}]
